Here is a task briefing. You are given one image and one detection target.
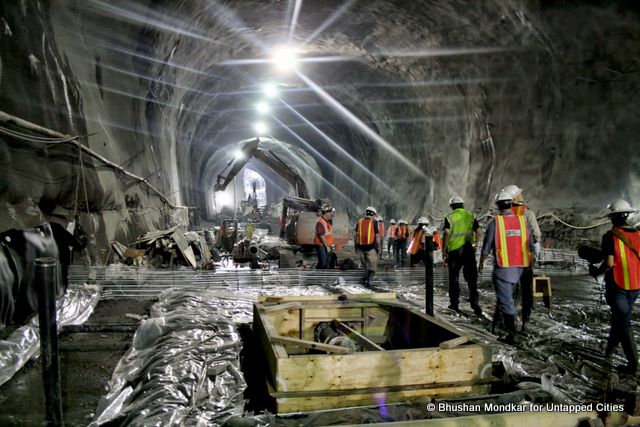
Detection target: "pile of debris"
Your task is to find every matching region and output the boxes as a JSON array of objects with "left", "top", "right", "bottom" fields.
[{"left": 110, "top": 226, "right": 217, "bottom": 269}]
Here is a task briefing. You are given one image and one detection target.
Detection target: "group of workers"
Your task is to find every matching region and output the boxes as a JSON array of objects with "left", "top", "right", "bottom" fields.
[{"left": 313, "top": 186, "right": 640, "bottom": 373}]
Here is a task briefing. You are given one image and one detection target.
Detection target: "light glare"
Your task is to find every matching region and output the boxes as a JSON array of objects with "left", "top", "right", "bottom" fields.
[
  {"left": 263, "top": 83, "right": 278, "bottom": 98},
  {"left": 255, "top": 101, "right": 270, "bottom": 114},
  {"left": 254, "top": 121, "right": 268, "bottom": 134},
  {"left": 272, "top": 45, "right": 299, "bottom": 71}
]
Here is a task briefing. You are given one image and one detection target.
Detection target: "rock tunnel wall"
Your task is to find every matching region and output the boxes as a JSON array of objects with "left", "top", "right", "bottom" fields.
[{"left": 0, "top": 0, "right": 638, "bottom": 253}]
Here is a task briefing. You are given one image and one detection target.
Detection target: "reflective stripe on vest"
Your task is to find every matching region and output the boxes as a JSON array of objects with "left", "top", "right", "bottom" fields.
[
  {"left": 409, "top": 230, "right": 424, "bottom": 255},
  {"left": 356, "top": 218, "right": 376, "bottom": 245},
  {"left": 387, "top": 225, "right": 397, "bottom": 239},
  {"left": 314, "top": 217, "right": 334, "bottom": 246},
  {"left": 612, "top": 229, "right": 640, "bottom": 291},
  {"left": 446, "top": 208, "right": 474, "bottom": 251},
  {"left": 495, "top": 215, "right": 529, "bottom": 267}
]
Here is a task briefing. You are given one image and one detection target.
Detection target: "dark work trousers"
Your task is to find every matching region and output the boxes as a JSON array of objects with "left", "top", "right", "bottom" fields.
[
  {"left": 410, "top": 249, "right": 425, "bottom": 267},
  {"left": 316, "top": 245, "right": 329, "bottom": 269},
  {"left": 447, "top": 243, "right": 480, "bottom": 309},
  {"left": 605, "top": 281, "right": 639, "bottom": 369},
  {"left": 520, "top": 267, "right": 534, "bottom": 322},
  {"left": 387, "top": 238, "right": 395, "bottom": 257},
  {"left": 394, "top": 239, "right": 407, "bottom": 266}
]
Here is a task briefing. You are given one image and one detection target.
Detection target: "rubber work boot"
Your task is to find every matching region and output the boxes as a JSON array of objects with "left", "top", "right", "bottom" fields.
[
  {"left": 471, "top": 303, "right": 483, "bottom": 317},
  {"left": 618, "top": 329, "right": 638, "bottom": 375},
  {"left": 491, "top": 308, "right": 503, "bottom": 335},
  {"left": 497, "top": 314, "right": 517, "bottom": 345}
]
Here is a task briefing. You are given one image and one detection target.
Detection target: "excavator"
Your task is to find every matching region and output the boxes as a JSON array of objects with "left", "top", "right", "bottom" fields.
[{"left": 213, "top": 138, "right": 350, "bottom": 267}]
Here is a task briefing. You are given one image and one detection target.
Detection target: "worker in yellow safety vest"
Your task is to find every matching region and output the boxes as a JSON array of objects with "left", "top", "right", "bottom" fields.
[
  {"left": 355, "top": 206, "right": 381, "bottom": 287},
  {"left": 590, "top": 199, "right": 640, "bottom": 374},
  {"left": 443, "top": 196, "right": 482, "bottom": 315},
  {"left": 479, "top": 189, "right": 534, "bottom": 345}
]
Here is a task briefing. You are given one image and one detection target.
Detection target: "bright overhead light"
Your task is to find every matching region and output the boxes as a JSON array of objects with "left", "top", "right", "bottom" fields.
[
  {"left": 255, "top": 101, "right": 270, "bottom": 114},
  {"left": 262, "top": 82, "right": 278, "bottom": 98},
  {"left": 216, "top": 191, "right": 233, "bottom": 207},
  {"left": 254, "top": 121, "right": 268, "bottom": 135},
  {"left": 234, "top": 150, "right": 245, "bottom": 160},
  {"left": 271, "top": 45, "right": 299, "bottom": 72}
]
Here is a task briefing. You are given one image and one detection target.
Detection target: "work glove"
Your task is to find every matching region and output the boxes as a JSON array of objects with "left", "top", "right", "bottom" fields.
[{"left": 533, "top": 242, "right": 542, "bottom": 259}]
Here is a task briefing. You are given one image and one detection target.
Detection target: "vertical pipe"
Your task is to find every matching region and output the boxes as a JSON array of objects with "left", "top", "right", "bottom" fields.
[
  {"left": 425, "top": 235, "right": 434, "bottom": 316},
  {"left": 35, "top": 257, "right": 63, "bottom": 426}
]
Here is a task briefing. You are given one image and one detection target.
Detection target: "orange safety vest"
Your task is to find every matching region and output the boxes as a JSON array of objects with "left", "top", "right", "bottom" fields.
[
  {"left": 387, "top": 225, "right": 397, "bottom": 239},
  {"left": 433, "top": 231, "right": 441, "bottom": 249},
  {"left": 495, "top": 215, "right": 530, "bottom": 267},
  {"left": 395, "top": 225, "right": 408, "bottom": 239},
  {"left": 409, "top": 230, "right": 424, "bottom": 255},
  {"left": 511, "top": 205, "right": 526, "bottom": 216},
  {"left": 314, "top": 216, "right": 335, "bottom": 246},
  {"left": 378, "top": 222, "right": 385, "bottom": 237},
  {"left": 356, "top": 217, "right": 376, "bottom": 245},
  {"left": 612, "top": 228, "right": 640, "bottom": 291}
]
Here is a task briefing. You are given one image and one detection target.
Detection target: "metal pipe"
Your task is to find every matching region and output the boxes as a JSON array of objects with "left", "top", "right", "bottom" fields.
[
  {"left": 425, "top": 235, "right": 434, "bottom": 316},
  {"left": 35, "top": 257, "right": 63, "bottom": 426}
]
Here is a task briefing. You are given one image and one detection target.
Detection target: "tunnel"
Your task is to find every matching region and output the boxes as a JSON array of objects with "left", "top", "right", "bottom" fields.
[{"left": 1, "top": 0, "right": 640, "bottom": 425}]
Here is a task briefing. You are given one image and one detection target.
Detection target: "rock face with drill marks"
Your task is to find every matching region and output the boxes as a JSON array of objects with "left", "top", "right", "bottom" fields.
[{"left": 1, "top": 1, "right": 639, "bottom": 252}]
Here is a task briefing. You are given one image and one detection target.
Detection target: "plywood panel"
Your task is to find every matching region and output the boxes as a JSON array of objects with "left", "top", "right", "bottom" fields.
[{"left": 276, "top": 346, "right": 491, "bottom": 392}]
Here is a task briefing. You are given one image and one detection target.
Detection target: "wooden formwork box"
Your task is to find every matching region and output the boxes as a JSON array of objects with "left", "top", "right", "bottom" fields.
[{"left": 253, "top": 293, "right": 492, "bottom": 413}]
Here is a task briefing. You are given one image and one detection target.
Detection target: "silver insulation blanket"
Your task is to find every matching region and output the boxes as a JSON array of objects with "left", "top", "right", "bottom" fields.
[
  {"left": 91, "top": 284, "right": 333, "bottom": 426},
  {"left": 0, "top": 284, "right": 101, "bottom": 386}
]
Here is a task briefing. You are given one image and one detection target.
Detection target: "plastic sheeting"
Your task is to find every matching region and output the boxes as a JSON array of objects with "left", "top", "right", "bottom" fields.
[
  {"left": 91, "top": 284, "right": 333, "bottom": 426},
  {"left": 0, "top": 284, "right": 100, "bottom": 386}
]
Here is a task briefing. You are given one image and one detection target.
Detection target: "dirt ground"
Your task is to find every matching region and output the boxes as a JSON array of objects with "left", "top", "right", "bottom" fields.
[{"left": 0, "top": 298, "right": 155, "bottom": 426}]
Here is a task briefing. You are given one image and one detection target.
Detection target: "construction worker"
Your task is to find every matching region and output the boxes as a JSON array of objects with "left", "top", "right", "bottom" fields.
[
  {"left": 314, "top": 204, "right": 335, "bottom": 269},
  {"left": 442, "top": 196, "right": 482, "bottom": 315},
  {"left": 378, "top": 216, "right": 386, "bottom": 259},
  {"left": 589, "top": 199, "right": 639, "bottom": 374},
  {"left": 355, "top": 206, "right": 381, "bottom": 287},
  {"left": 501, "top": 185, "right": 542, "bottom": 331},
  {"left": 408, "top": 217, "right": 440, "bottom": 267},
  {"left": 479, "top": 190, "right": 534, "bottom": 345},
  {"left": 394, "top": 219, "right": 409, "bottom": 267},
  {"left": 386, "top": 219, "right": 397, "bottom": 257}
]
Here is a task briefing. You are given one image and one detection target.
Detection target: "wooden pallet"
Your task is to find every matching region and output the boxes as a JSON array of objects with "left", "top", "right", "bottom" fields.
[{"left": 253, "top": 293, "right": 492, "bottom": 413}]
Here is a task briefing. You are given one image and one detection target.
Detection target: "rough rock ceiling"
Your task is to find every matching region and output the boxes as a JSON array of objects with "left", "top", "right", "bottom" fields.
[{"left": 1, "top": 0, "right": 639, "bottom": 234}]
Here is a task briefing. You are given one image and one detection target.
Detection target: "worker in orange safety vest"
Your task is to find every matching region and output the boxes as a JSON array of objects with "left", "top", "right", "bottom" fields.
[
  {"left": 386, "top": 219, "right": 397, "bottom": 258},
  {"left": 408, "top": 216, "right": 440, "bottom": 267},
  {"left": 394, "top": 220, "right": 409, "bottom": 267},
  {"left": 355, "top": 206, "right": 381, "bottom": 287},
  {"left": 479, "top": 189, "right": 534, "bottom": 345},
  {"left": 314, "top": 204, "right": 336, "bottom": 269},
  {"left": 590, "top": 199, "right": 640, "bottom": 374}
]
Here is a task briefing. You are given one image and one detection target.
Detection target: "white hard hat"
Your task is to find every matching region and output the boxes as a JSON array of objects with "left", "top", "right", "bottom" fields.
[
  {"left": 501, "top": 184, "right": 523, "bottom": 200},
  {"left": 378, "top": 216, "right": 384, "bottom": 221},
  {"left": 365, "top": 206, "right": 377, "bottom": 215},
  {"left": 417, "top": 216, "right": 429, "bottom": 225},
  {"left": 398, "top": 219, "right": 407, "bottom": 225},
  {"left": 449, "top": 196, "right": 464, "bottom": 205},
  {"left": 607, "top": 199, "right": 636, "bottom": 216},
  {"left": 389, "top": 219, "right": 396, "bottom": 224},
  {"left": 495, "top": 189, "right": 513, "bottom": 203}
]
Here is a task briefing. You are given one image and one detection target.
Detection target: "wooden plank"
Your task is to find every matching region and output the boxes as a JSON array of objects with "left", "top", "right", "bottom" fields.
[
  {"left": 259, "top": 302, "right": 302, "bottom": 313},
  {"left": 304, "top": 307, "right": 363, "bottom": 320},
  {"left": 270, "top": 381, "right": 491, "bottom": 413},
  {"left": 332, "top": 319, "right": 384, "bottom": 351},
  {"left": 270, "top": 336, "right": 354, "bottom": 354},
  {"left": 199, "top": 235, "right": 212, "bottom": 263},
  {"left": 439, "top": 336, "right": 470, "bottom": 349},
  {"left": 276, "top": 346, "right": 491, "bottom": 392},
  {"left": 258, "top": 292, "right": 397, "bottom": 303}
]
